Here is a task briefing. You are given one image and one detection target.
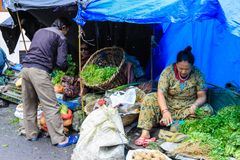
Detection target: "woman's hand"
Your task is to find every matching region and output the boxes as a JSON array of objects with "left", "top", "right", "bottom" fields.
[
  {"left": 160, "top": 111, "right": 173, "bottom": 126},
  {"left": 189, "top": 104, "right": 198, "bottom": 115}
]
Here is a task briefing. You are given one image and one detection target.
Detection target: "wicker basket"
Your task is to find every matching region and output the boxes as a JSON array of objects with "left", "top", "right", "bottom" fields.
[
  {"left": 81, "top": 47, "right": 127, "bottom": 90},
  {"left": 122, "top": 114, "right": 139, "bottom": 126}
]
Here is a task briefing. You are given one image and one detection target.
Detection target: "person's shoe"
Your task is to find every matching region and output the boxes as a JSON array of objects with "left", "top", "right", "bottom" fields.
[
  {"left": 28, "top": 137, "right": 38, "bottom": 141},
  {"left": 56, "top": 134, "right": 79, "bottom": 148},
  {"left": 27, "top": 131, "right": 46, "bottom": 141}
]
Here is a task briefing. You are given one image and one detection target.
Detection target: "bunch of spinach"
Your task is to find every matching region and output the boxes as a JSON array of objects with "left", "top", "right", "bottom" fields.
[
  {"left": 51, "top": 70, "right": 65, "bottom": 85},
  {"left": 65, "top": 54, "right": 77, "bottom": 77},
  {"left": 4, "top": 69, "right": 15, "bottom": 77},
  {"left": 180, "top": 106, "right": 240, "bottom": 160},
  {"left": 51, "top": 54, "right": 77, "bottom": 85},
  {"left": 80, "top": 64, "right": 118, "bottom": 86}
]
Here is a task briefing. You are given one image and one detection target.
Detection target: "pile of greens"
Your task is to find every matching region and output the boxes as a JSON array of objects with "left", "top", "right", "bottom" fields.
[
  {"left": 51, "top": 54, "right": 77, "bottom": 85},
  {"left": 180, "top": 106, "right": 240, "bottom": 160},
  {"left": 80, "top": 64, "right": 118, "bottom": 86},
  {"left": 4, "top": 69, "right": 15, "bottom": 77},
  {"left": 51, "top": 70, "right": 65, "bottom": 85},
  {"left": 65, "top": 54, "right": 77, "bottom": 77}
]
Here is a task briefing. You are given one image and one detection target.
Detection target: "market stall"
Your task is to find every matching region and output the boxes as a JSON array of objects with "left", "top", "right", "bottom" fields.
[{"left": 1, "top": 0, "right": 240, "bottom": 160}]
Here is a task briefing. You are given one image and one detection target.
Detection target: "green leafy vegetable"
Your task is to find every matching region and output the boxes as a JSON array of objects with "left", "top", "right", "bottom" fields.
[
  {"left": 51, "top": 54, "right": 77, "bottom": 85},
  {"left": 51, "top": 70, "right": 65, "bottom": 85},
  {"left": 80, "top": 64, "right": 118, "bottom": 86},
  {"left": 4, "top": 69, "right": 14, "bottom": 77},
  {"left": 180, "top": 106, "right": 240, "bottom": 160},
  {"left": 65, "top": 54, "right": 77, "bottom": 76}
]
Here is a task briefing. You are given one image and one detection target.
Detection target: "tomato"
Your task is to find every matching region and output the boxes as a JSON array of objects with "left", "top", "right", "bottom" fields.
[{"left": 98, "top": 99, "right": 106, "bottom": 106}]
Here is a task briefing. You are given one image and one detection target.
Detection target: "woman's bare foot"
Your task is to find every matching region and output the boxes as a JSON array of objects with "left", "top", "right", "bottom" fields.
[{"left": 140, "top": 129, "right": 150, "bottom": 139}]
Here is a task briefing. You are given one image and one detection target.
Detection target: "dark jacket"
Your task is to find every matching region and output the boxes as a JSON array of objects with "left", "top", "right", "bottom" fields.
[{"left": 23, "top": 27, "right": 67, "bottom": 73}]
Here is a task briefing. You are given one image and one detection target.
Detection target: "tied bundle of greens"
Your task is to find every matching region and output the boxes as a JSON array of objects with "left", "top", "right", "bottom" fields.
[
  {"left": 51, "top": 70, "right": 65, "bottom": 85},
  {"left": 4, "top": 69, "right": 15, "bottom": 77},
  {"left": 51, "top": 54, "right": 77, "bottom": 85},
  {"left": 65, "top": 54, "right": 77, "bottom": 77},
  {"left": 180, "top": 106, "right": 240, "bottom": 160},
  {"left": 80, "top": 64, "right": 118, "bottom": 86}
]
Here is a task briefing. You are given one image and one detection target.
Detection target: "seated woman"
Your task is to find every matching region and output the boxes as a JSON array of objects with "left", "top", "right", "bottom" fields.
[{"left": 135, "top": 46, "right": 213, "bottom": 146}]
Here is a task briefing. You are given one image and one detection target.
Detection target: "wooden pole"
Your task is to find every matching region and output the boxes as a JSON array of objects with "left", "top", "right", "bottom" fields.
[
  {"left": 78, "top": 25, "right": 84, "bottom": 112},
  {"left": 16, "top": 12, "right": 28, "bottom": 53}
]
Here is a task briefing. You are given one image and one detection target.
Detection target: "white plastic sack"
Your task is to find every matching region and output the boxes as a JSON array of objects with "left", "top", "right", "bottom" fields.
[
  {"left": 71, "top": 106, "right": 128, "bottom": 160},
  {"left": 14, "top": 109, "right": 42, "bottom": 119},
  {"left": 109, "top": 87, "right": 136, "bottom": 107}
]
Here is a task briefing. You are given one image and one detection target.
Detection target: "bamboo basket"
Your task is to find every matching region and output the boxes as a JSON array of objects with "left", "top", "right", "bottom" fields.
[
  {"left": 81, "top": 47, "right": 127, "bottom": 90},
  {"left": 121, "top": 114, "right": 138, "bottom": 126}
]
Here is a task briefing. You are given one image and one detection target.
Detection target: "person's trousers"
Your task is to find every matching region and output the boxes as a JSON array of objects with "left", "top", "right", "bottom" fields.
[
  {"left": 21, "top": 67, "right": 66, "bottom": 144},
  {"left": 137, "top": 92, "right": 213, "bottom": 130}
]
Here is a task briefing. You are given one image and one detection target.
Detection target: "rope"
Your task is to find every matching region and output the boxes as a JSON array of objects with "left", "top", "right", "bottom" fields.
[{"left": 16, "top": 12, "right": 28, "bottom": 53}]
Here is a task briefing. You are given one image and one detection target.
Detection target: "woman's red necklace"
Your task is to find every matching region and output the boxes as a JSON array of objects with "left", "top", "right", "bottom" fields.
[
  {"left": 179, "top": 72, "right": 189, "bottom": 90},
  {"left": 178, "top": 72, "right": 189, "bottom": 82}
]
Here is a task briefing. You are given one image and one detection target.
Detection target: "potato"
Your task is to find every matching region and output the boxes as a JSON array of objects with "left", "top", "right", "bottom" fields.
[
  {"left": 144, "top": 154, "right": 152, "bottom": 159},
  {"left": 134, "top": 154, "right": 143, "bottom": 160}
]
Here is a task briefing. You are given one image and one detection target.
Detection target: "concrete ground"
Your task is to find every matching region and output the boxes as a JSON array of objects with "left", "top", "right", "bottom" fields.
[{"left": 0, "top": 103, "right": 75, "bottom": 160}]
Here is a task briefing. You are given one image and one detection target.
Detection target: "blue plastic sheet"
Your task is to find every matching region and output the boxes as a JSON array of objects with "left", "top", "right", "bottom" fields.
[
  {"left": 56, "top": 94, "right": 80, "bottom": 111},
  {"left": 74, "top": 0, "right": 240, "bottom": 37},
  {"left": 153, "top": 19, "right": 240, "bottom": 86},
  {"left": 3, "top": 0, "right": 240, "bottom": 86},
  {"left": 75, "top": 0, "right": 240, "bottom": 86},
  {"left": 10, "top": 64, "right": 23, "bottom": 71},
  {"left": 0, "top": 17, "right": 14, "bottom": 28}
]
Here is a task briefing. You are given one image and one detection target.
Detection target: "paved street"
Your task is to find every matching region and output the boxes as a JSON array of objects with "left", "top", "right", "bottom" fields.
[{"left": 0, "top": 103, "right": 74, "bottom": 160}]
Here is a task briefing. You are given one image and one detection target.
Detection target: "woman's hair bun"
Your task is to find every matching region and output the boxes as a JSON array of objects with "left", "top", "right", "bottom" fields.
[{"left": 184, "top": 46, "right": 192, "bottom": 52}]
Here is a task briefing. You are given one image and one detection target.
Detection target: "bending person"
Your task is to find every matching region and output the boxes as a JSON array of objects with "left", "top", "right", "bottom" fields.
[
  {"left": 21, "top": 17, "right": 78, "bottom": 148},
  {"left": 135, "top": 46, "right": 213, "bottom": 146}
]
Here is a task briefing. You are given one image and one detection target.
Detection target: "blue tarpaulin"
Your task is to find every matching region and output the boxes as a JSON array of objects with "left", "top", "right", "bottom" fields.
[
  {"left": 2, "top": 0, "right": 240, "bottom": 86},
  {"left": 74, "top": 0, "right": 240, "bottom": 86},
  {"left": 74, "top": 0, "right": 240, "bottom": 38},
  {"left": 152, "top": 20, "right": 240, "bottom": 86},
  {"left": 0, "top": 17, "right": 15, "bottom": 28}
]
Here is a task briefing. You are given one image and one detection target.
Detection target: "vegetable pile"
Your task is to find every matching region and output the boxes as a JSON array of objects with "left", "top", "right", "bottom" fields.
[
  {"left": 4, "top": 69, "right": 14, "bottom": 77},
  {"left": 65, "top": 54, "right": 77, "bottom": 77},
  {"left": 130, "top": 150, "right": 168, "bottom": 160},
  {"left": 80, "top": 64, "right": 118, "bottom": 86},
  {"left": 51, "top": 54, "right": 77, "bottom": 85},
  {"left": 180, "top": 105, "right": 240, "bottom": 160}
]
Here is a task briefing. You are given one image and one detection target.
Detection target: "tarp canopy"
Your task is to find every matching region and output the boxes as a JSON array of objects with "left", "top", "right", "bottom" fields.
[
  {"left": 75, "top": 0, "right": 240, "bottom": 38},
  {"left": 2, "top": 0, "right": 240, "bottom": 86},
  {"left": 1, "top": 0, "right": 154, "bottom": 68},
  {"left": 0, "top": 17, "right": 15, "bottom": 28},
  {"left": 1, "top": 2, "right": 79, "bottom": 58},
  {"left": 0, "top": 16, "right": 19, "bottom": 54},
  {"left": 2, "top": 0, "right": 76, "bottom": 11},
  {"left": 74, "top": 0, "right": 240, "bottom": 87}
]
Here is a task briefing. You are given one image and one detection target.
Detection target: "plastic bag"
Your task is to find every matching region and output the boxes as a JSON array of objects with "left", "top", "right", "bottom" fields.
[
  {"left": 71, "top": 106, "right": 128, "bottom": 160},
  {"left": 109, "top": 87, "right": 136, "bottom": 107}
]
